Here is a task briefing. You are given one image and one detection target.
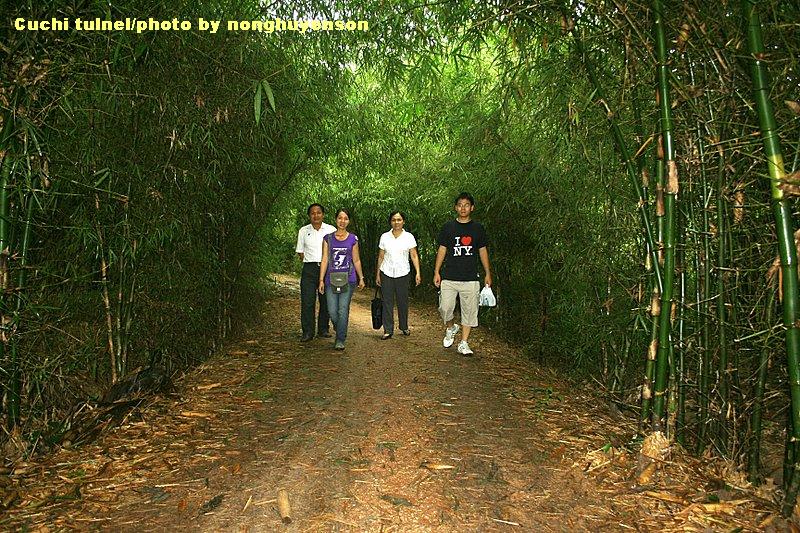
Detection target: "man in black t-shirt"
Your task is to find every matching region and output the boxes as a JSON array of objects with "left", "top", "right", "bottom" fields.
[{"left": 433, "top": 192, "right": 493, "bottom": 356}]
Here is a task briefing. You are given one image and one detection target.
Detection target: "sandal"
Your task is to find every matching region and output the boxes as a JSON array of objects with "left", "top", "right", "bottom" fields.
[{"left": 381, "top": 333, "right": 393, "bottom": 340}]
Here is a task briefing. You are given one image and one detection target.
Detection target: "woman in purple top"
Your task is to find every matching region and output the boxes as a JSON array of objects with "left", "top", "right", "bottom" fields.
[{"left": 318, "top": 209, "right": 365, "bottom": 349}]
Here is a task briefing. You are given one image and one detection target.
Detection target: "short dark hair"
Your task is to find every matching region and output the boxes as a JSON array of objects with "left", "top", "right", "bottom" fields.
[
  {"left": 388, "top": 210, "right": 406, "bottom": 224},
  {"left": 454, "top": 192, "right": 475, "bottom": 206},
  {"left": 335, "top": 208, "right": 352, "bottom": 220},
  {"left": 307, "top": 203, "right": 324, "bottom": 215}
]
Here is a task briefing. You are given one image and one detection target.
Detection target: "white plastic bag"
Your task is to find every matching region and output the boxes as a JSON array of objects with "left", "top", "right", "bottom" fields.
[{"left": 479, "top": 285, "right": 496, "bottom": 307}]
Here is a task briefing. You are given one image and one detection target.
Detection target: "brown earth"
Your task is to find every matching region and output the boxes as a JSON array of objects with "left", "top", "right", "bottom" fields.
[{"left": 0, "top": 275, "right": 790, "bottom": 531}]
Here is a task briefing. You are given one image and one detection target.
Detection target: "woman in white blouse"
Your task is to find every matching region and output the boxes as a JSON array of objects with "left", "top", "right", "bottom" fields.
[{"left": 375, "top": 211, "right": 422, "bottom": 339}]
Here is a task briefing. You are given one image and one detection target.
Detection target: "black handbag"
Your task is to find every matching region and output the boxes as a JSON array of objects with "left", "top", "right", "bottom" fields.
[{"left": 371, "top": 287, "right": 383, "bottom": 330}]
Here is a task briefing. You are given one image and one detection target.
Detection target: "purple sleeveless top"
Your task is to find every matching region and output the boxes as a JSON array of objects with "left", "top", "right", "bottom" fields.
[{"left": 325, "top": 233, "right": 358, "bottom": 285}]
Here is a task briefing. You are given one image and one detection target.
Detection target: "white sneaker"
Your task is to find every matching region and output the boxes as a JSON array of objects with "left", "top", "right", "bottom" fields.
[
  {"left": 457, "top": 340, "right": 473, "bottom": 356},
  {"left": 443, "top": 324, "right": 460, "bottom": 348}
]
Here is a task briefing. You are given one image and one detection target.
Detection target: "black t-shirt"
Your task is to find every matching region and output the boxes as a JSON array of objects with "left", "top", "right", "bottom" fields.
[{"left": 437, "top": 219, "right": 488, "bottom": 281}]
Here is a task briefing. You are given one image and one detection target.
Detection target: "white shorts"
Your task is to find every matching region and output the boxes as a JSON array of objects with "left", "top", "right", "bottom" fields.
[{"left": 438, "top": 280, "right": 480, "bottom": 327}]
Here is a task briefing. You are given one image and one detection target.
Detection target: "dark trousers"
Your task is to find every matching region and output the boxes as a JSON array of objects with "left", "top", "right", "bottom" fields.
[
  {"left": 380, "top": 272, "right": 410, "bottom": 334},
  {"left": 301, "top": 262, "right": 330, "bottom": 336}
]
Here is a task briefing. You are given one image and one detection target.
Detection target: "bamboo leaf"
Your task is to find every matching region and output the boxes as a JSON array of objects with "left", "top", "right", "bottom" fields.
[
  {"left": 262, "top": 80, "right": 276, "bottom": 112},
  {"left": 133, "top": 42, "right": 147, "bottom": 61},
  {"left": 254, "top": 82, "right": 262, "bottom": 125},
  {"left": 93, "top": 168, "right": 110, "bottom": 187}
]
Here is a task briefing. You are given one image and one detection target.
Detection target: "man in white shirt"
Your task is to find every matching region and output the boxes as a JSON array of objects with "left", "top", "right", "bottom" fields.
[{"left": 296, "top": 204, "right": 336, "bottom": 341}]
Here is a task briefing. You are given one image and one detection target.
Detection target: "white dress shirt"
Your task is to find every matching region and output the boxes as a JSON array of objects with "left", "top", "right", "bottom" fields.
[
  {"left": 378, "top": 230, "right": 417, "bottom": 277},
  {"left": 296, "top": 222, "right": 335, "bottom": 263}
]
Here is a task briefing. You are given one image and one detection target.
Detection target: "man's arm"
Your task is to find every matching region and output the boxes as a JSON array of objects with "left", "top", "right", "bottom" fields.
[
  {"left": 479, "top": 247, "right": 492, "bottom": 287},
  {"left": 295, "top": 228, "right": 305, "bottom": 262},
  {"left": 433, "top": 245, "right": 447, "bottom": 287}
]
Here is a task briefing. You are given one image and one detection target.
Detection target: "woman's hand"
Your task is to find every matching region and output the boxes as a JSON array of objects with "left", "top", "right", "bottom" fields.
[
  {"left": 415, "top": 273, "right": 422, "bottom": 286},
  {"left": 318, "top": 280, "right": 325, "bottom": 294},
  {"left": 358, "top": 278, "right": 366, "bottom": 290}
]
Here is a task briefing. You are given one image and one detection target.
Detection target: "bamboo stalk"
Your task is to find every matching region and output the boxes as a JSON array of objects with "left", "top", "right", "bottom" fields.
[
  {"left": 739, "top": 0, "right": 800, "bottom": 516},
  {"left": 95, "top": 193, "right": 117, "bottom": 384},
  {"left": 568, "top": 12, "right": 670, "bottom": 429},
  {"left": 277, "top": 489, "right": 292, "bottom": 524},
  {"left": 0, "top": 150, "right": 11, "bottom": 263},
  {"left": 692, "top": 62, "right": 714, "bottom": 454},
  {"left": 714, "top": 140, "right": 730, "bottom": 452},
  {"left": 0, "top": 116, "right": 17, "bottom": 429},
  {"left": 786, "top": 412, "right": 796, "bottom": 496},
  {"left": 115, "top": 245, "right": 124, "bottom": 377},
  {"left": 651, "top": 0, "right": 679, "bottom": 427},
  {"left": 0, "top": 153, "right": 11, "bottom": 426},
  {"left": 121, "top": 239, "right": 137, "bottom": 374},
  {"left": 642, "top": 158, "right": 664, "bottom": 426},
  {"left": 675, "top": 204, "right": 687, "bottom": 445}
]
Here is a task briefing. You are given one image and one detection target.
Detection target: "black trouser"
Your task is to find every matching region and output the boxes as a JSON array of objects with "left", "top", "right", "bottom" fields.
[
  {"left": 301, "top": 262, "right": 330, "bottom": 337},
  {"left": 380, "top": 272, "right": 410, "bottom": 334}
]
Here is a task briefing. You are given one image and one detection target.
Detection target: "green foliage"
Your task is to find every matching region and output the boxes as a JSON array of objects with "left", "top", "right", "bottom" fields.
[
  {"left": 264, "top": 0, "right": 800, "bottom": 473},
  {"left": 0, "top": 0, "right": 347, "bottom": 434}
]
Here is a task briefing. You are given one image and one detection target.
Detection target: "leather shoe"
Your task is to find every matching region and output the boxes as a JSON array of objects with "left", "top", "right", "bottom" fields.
[{"left": 300, "top": 334, "right": 313, "bottom": 342}]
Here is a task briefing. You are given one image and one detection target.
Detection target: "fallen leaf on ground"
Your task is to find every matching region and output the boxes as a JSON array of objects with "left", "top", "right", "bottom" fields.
[
  {"left": 420, "top": 462, "right": 455, "bottom": 470},
  {"left": 380, "top": 494, "right": 412, "bottom": 506}
]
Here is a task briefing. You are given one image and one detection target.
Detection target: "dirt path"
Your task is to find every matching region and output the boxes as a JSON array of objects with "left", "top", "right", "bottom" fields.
[{"left": 2, "top": 276, "right": 782, "bottom": 531}]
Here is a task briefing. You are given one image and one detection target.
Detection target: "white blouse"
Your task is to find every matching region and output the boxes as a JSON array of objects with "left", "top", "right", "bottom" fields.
[{"left": 378, "top": 230, "right": 417, "bottom": 278}]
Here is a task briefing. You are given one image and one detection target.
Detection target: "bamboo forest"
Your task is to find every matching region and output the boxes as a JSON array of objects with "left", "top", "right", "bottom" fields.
[{"left": 1, "top": 0, "right": 800, "bottom": 529}]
